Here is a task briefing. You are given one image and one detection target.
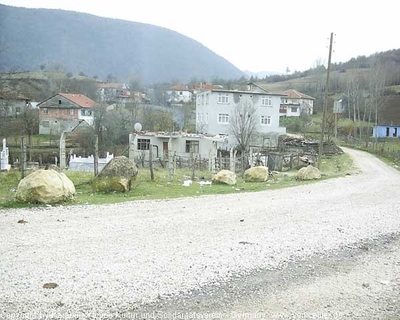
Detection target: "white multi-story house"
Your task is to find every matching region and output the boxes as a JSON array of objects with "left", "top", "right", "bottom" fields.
[
  {"left": 195, "top": 87, "right": 286, "bottom": 148},
  {"left": 279, "top": 89, "right": 314, "bottom": 116}
]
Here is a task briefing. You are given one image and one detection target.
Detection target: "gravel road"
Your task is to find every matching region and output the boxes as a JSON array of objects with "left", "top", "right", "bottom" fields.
[{"left": 1, "top": 147, "right": 400, "bottom": 319}]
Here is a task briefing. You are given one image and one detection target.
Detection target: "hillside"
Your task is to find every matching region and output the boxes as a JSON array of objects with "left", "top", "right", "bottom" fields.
[{"left": 0, "top": 5, "right": 245, "bottom": 84}]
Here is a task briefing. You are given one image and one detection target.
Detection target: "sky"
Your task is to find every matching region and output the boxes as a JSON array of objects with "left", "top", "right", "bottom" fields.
[{"left": 1, "top": 0, "right": 398, "bottom": 74}]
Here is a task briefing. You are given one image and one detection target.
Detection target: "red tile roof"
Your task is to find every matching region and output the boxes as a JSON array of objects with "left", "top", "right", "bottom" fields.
[
  {"left": 59, "top": 93, "right": 97, "bottom": 108},
  {"left": 191, "top": 83, "right": 219, "bottom": 90},
  {"left": 169, "top": 85, "right": 189, "bottom": 91},
  {"left": 283, "top": 89, "right": 314, "bottom": 100}
]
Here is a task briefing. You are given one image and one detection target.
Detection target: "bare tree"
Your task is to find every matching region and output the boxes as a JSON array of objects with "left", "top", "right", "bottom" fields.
[
  {"left": 368, "top": 61, "right": 387, "bottom": 141},
  {"left": 230, "top": 100, "right": 258, "bottom": 151}
]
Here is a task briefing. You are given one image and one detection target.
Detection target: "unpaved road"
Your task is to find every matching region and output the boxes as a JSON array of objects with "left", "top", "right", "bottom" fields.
[{"left": 1, "top": 148, "right": 400, "bottom": 319}]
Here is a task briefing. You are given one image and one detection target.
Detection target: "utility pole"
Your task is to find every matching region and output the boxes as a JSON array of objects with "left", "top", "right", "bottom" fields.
[{"left": 318, "top": 32, "right": 334, "bottom": 168}]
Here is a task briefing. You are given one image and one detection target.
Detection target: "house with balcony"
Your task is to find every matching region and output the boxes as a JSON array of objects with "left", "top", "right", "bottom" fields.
[
  {"left": 279, "top": 89, "right": 314, "bottom": 116},
  {"left": 195, "top": 87, "right": 286, "bottom": 148},
  {"left": 38, "top": 93, "right": 98, "bottom": 135}
]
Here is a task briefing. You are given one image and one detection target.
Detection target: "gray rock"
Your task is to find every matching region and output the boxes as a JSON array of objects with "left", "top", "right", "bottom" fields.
[{"left": 93, "top": 156, "right": 138, "bottom": 192}]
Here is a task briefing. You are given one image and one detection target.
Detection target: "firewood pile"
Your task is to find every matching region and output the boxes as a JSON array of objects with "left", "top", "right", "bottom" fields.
[{"left": 280, "top": 137, "right": 343, "bottom": 156}]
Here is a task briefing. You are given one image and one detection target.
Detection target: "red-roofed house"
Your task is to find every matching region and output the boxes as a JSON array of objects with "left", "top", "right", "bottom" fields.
[
  {"left": 279, "top": 89, "right": 315, "bottom": 116},
  {"left": 38, "top": 93, "right": 98, "bottom": 135}
]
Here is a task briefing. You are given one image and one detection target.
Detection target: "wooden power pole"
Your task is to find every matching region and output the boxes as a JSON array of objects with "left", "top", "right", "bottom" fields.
[{"left": 318, "top": 32, "right": 334, "bottom": 168}]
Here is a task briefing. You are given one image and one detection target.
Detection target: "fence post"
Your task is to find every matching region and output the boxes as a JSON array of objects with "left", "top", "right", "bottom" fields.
[
  {"left": 149, "top": 144, "right": 154, "bottom": 181},
  {"left": 94, "top": 135, "right": 99, "bottom": 176},
  {"left": 21, "top": 136, "right": 26, "bottom": 179}
]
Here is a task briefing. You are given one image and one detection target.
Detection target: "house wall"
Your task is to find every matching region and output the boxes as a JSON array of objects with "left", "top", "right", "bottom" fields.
[
  {"left": 131, "top": 134, "right": 218, "bottom": 161},
  {"left": 373, "top": 125, "right": 400, "bottom": 138},
  {"left": 39, "top": 119, "right": 81, "bottom": 135},
  {"left": 196, "top": 90, "right": 286, "bottom": 147}
]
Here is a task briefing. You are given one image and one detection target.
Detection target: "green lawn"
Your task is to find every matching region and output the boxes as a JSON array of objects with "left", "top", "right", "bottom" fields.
[{"left": 0, "top": 152, "right": 354, "bottom": 208}]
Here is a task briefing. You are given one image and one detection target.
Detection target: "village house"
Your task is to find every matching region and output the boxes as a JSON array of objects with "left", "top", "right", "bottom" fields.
[
  {"left": 279, "top": 89, "right": 315, "bottom": 116},
  {"left": 195, "top": 85, "right": 286, "bottom": 148},
  {"left": 96, "top": 82, "right": 130, "bottom": 102},
  {"left": 373, "top": 95, "right": 400, "bottom": 138},
  {"left": 166, "top": 85, "right": 192, "bottom": 104},
  {"left": 38, "top": 93, "right": 98, "bottom": 135},
  {"left": 129, "top": 131, "right": 227, "bottom": 163},
  {"left": 0, "top": 88, "right": 31, "bottom": 118},
  {"left": 191, "top": 83, "right": 221, "bottom": 95}
]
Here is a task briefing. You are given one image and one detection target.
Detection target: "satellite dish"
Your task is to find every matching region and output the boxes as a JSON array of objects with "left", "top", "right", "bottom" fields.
[{"left": 134, "top": 122, "right": 142, "bottom": 132}]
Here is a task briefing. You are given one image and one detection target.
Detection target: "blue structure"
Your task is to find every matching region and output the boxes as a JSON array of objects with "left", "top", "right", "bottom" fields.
[{"left": 373, "top": 125, "right": 400, "bottom": 138}]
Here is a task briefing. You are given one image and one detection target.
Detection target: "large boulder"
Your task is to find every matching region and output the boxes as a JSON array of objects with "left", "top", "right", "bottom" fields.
[
  {"left": 244, "top": 166, "right": 269, "bottom": 182},
  {"left": 296, "top": 165, "right": 322, "bottom": 180},
  {"left": 92, "top": 156, "right": 138, "bottom": 192},
  {"left": 16, "top": 169, "right": 75, "bottom": 204},
  {"left": 212, "top": 170, "right": 237, "bottom": 185}
]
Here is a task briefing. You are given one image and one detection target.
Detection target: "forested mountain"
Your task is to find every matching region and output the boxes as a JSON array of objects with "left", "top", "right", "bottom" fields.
[{"left": 0, "top": 5, "right": 245, "bottom": 84}]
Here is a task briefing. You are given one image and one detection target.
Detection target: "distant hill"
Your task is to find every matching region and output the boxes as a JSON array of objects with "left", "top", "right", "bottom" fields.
[{"left": 0, "top": 5, "right": 245, "bottom": 84}]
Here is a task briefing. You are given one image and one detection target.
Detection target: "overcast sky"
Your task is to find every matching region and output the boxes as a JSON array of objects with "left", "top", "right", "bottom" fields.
[{"left": 1, "top": 0, "right": 398, "bottom": 74}]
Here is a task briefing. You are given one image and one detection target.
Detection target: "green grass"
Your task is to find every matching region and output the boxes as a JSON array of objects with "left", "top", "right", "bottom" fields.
[{"left": 0, "top": 153, "right": 355, "bottom": 209}]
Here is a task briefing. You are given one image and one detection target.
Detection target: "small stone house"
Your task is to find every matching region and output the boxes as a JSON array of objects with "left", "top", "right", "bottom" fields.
[
  {"left": 38, "top": 93, "right": 98, "bottom": 135},
  {"left": 0, "top": 88, "right": 31, "bottom": 118}
]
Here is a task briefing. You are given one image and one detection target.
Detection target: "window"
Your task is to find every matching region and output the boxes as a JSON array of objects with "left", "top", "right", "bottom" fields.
[
  {"left": 58, "top": 99, "right": 62, "bottom": 104},
  {"left": 43, "top": 108, "right": 49, "bottom": 114},
  {"left": 206, "top": 93, "right": 209, "bottom": 105},
  {"left": 185, "top": 140, "right": 199, "bottom": 153},
  {"left": 260, "top": 115, "right": 271, "bottom": 125},
  {"left": 292, "top": 99, "right": 299, "bottom": 104},
  {"left": 137, "top": 139, "right": 150, "bottom": 150},
  {"left": 261, "top": 96, "right": 272, "bottom": 107},
  {"left": 81, "top": 109, "right": 92, "bottom": 116},
  {"left": 198, "top": 113, "right": 209, "bottom": 124},
  {"left": 291, "top": 107, "right": 298, "bottom": 113},
  {"left": 218, "top": 113, "right": 229, "bottom": 124},
  {"left": 69, "top": 109, "right": 74, "bottom": 115},
  {"left": 42, "top": 120, "right": 50, "bottom": 127},
  {"left": 218, "top": 93, "right": 229, "bottom": 104}
]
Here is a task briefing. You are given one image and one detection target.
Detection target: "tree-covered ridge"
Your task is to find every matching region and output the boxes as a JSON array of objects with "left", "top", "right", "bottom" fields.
[{"left": 0, "top": 4, "right": 244, "bottom": 84}]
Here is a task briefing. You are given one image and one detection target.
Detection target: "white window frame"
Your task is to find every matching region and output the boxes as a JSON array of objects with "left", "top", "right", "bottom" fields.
[
  {"left": 69, "top": 108, "right": 74, "bottom": 115},
  {"left": 218, "top": 113, "right": 229, "bottom": 124},
  {"left": 260, "top": 115, "right": 271, "bottom": 125},
  {"left": 261, "top": 96, "right": 272, "bottom": 107},
  {"left": 218, "top": 93, "right": 229, "bottom": 104},
  {"left": 43, "top": 108, "right": 49, "bottom": 115},
  {"left": 291, "top": 107, "right": 298, "bottom": 113}
]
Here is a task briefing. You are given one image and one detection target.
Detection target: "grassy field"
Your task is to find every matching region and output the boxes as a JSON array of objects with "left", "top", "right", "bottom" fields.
[{"left": 0, "top": 152, "right": 355, "bottom": 208}]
